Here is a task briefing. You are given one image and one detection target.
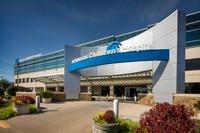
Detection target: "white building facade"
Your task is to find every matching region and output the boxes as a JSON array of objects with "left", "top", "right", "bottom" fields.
[{"left": 14, "top": 10, "right": 200, "bottom": 103}]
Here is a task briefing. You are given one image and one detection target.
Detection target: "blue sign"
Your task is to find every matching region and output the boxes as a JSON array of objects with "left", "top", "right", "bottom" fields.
[
  {"left": 106, "top": 41, "right": 121, "bottom": 51},
  {"left": 68, "top": 49, "right": 169, "bottom": 72}
]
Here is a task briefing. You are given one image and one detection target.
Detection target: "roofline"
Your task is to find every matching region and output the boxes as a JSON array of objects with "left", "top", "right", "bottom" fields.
[
  {"left": 76, "top": 11, "right": 200, "bottom": 48},
  {"left": 17, "top": 10, "right": 200, "bottom": 62},
  {"left": 115, "top": 27, "right": 148, "bottom": 38},
  {"left": 18, "top": 49, "right": 64, "bottom": 63},
  {"left": 41, "top": 49, "right": 64, "bottom": 57},
  {"left": 76, "top": 35, "right": 114, "bottom": 47},
  {"left": 186, "top": 10, "right": 200, "bottom": 16}
]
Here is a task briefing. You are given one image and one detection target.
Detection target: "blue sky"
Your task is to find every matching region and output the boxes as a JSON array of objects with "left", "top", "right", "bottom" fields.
[{"left": 0, "top": 0, "right": 200, "bottom": 81}]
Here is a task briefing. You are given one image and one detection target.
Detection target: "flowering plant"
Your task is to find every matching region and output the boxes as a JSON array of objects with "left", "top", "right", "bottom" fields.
[
  {"left": 11, "top": 96, "right": 35, "bottom": 105},
  {"left": 93, "top": 110, "right": 116, "bottom": 124}
]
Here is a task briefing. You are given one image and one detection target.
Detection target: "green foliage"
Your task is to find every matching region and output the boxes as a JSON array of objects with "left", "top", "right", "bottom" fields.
[
  {"left": 0, "top": 104, "right": 16, "bottom": 120},
  {"left": 194, "top": 119, "right": 200, "bottom": 133},
  {"left": 40, "top": 91, "right": 53, "bottom": 98},
  {"left": 0, "top": 79, "right": 11, "bottom": 91},
  {"left": 0, "top": 104, "right": 37, "bottom": 120},
  {"left": 29, "top": 104, "right": 37, "bottom": 113},
  {"left": 116, "top": 118, "right": 140, "bottom": 133},
  {"left": 6, "top": 86, "right": 32, "bottom": 96},
  {"left": 93, "top": 110, "right": 116, "bottom": 125},
  {"left": 4, "top": 95, "right": 13, "bottom": 100},
  {"left": 194, "top": 100, "right": 200, "bottom": 111},
  {"left": 93, "top": 112, "right": 108, "bottom": 124},
  {"left": 0, "top": 88, "right": 4, "bottom": 96}
]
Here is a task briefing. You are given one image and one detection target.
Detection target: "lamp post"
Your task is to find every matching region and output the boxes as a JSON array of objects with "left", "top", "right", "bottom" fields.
[
  {"left": 15, "top": 59, "right": 19, "bottom": 87},
  {"left": 0, "top": 76, "right": 3, "bottom": 89}
]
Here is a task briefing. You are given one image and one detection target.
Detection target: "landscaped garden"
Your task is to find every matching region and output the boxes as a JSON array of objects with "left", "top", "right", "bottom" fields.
[
  {"left": 0, "top": 84, "right": 37, "bottom": 120},
  {"left": 0, "top": 95, "right": 37, "bottom": 120},
  {"left": 92, "top": 102, "right": 200, "bottom": 133}
]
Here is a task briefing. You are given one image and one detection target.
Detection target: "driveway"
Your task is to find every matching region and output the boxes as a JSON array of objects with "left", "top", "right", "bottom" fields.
[{"left": 0, "top": 101, "right": 151, "bottom": 133}]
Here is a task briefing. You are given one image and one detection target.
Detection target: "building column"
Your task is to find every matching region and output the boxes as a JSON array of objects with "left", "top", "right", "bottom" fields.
[
  {"left": 33, "top": 80, "right": 36, "bottom": 92},
  {"left": 55, "top": 87, "right": 59, "bottom": 92},
  {"left": 110, "top": 85, "right": 114, "bottom": 97},
  {"left": 44, "top": 86, "right": 47, "bottom": 91},
  {"left": 147, "top": 85, "right": 152, "bottom": 93},
  {"left": 87, "top": 86, "right": 92, "bottom": 93},
  {"left": 33, "top": 87, "right": 36, "bottom": 92}
]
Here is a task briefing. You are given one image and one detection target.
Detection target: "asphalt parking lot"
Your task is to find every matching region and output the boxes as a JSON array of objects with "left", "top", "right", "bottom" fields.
[{"left": 0, "top": 101, "right": 151, "bottom": 133}]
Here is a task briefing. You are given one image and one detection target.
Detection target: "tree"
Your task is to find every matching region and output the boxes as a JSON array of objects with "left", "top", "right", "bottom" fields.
[
  {"left": 6, "top": 85, "right": 32, "bottom": 96},
  {"left": 0, "top": 88, "right": 4, "bottom": 97},
  {"left": 0, "top": 79, "right": 12, "bottom": 91}
]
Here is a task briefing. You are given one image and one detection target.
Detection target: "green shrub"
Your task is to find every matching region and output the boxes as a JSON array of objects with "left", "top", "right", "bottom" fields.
[
  {"left": 4, "top": 95, "right": 13, "bottom": 100},
  {"left": 116, "top": 118, "right": 140, "bottom": 133},
  {"left": 194, "top": 100, "right": 200, "bottom": 111},
  {"left": 0, "top": 104, "right": 37, "bottom": 120},
  {"left": 0, "top": 88, "right": 4, "bottom": 97},
  {"left": 0, "top": 104, "right": 16, "bottom": 120},
  {"left": 6, "top": 86, "right": 32, "bottom": 96},
  {"left": 29, "top": 104, "right": 37, "bottom": 113},
  {"left": 93, "top": 112, "right": 107, "bottom": 124},
  {"left": 40, "top": 91, "right": 53, "bottom": 98}
]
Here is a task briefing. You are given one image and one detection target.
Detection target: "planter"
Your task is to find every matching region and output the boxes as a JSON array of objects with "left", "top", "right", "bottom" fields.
[
  {"left": 92, "top": 122, "right": 119, "bottom": 133},
  {"left": 13, "top": 104, "right": 30, "bottom": 115},
  {"left": 197, "top": 112, "right": 200, "bottom": 118},
  {"left": 42, "top": 98, "right": 52, "bottom": 103}
]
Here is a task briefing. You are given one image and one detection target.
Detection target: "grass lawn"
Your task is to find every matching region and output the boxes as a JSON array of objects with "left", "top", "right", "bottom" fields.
[{"left": 0, "top": 104, "right": 37, "bottom": 120}]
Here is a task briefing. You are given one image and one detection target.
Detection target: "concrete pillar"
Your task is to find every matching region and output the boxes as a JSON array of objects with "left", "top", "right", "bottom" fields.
[
  {"left": 44, "top": 86, "right": 47, "bottom": 91},
  {"left": 87, "top": 86, "right": 92, "bottom": 93},
  {"left": 33, "top": 87, "right": 36, "bottom": 92},
  {"left": 147, "top": 85, "right": 152, "bottom": 93},
  {"left": 110, "top": 85, "right": 114, "bottom": 97},
  {"left": 33, "top": 80, "right": 36, "bottom": 92},
  {"left": 124, "top": 88, "right": 127, "bottom": 100},
  {"left": 55, "top": 87, "right": 59, "bottom": 92}
]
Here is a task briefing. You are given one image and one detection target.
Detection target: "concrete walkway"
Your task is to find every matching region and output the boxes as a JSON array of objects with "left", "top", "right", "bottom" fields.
[{"left": 0, "top": 101, "right": 151, "bottom": 133}]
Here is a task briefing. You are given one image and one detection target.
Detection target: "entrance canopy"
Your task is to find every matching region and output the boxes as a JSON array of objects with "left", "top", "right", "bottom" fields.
[
  {"left": 68, "top": 49, "right": 169, "bottom": 72},
  {"left": 33, "top": 75, "right": 64, "bottom": 87},
  {"left": 81, "top": 70, "right": 152, "bottom": 86}
]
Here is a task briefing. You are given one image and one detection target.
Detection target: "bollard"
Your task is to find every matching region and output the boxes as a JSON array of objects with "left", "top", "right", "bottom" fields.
[
  {"left": 113, "top": 99, "right": 119, "bottom": 117},
  {"left": 36, "top": 95, "right": 40, "bottom": 112},
  {"left": 134, "top": 95, "right": 137, "bottom": 102},
  {"left": 124, "top": 95, "right": 126, "bottom": 101}
]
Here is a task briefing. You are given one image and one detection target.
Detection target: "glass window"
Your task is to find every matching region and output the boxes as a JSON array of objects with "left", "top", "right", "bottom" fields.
[
  {"left": 186, "top": 29, "right": 200, "bottom": 42},
  {"left": 186, "top": 13, "right": 200, "bottom": 24},
  {"left": 26, "top": 78, "right": 29, "bottom": 83},
  {"left": 186, "top": 58, "right": 200, "bottom": 71},
  {"left": 15, "top": 79, "right": 18, "bottom": 84},
  {"left": 19, "top": 79, "right": 21, "bottom": 83},
  {"left": 14, "top": 56, "right": 64, "bottom": 74},
  {"left": 22, "top": 78, "right": 25, "bottom": 83}
]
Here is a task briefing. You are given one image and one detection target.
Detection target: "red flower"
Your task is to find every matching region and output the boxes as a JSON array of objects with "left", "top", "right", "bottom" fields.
[{"left": 103, "top": 110, "right": 115, "bottom": 123}]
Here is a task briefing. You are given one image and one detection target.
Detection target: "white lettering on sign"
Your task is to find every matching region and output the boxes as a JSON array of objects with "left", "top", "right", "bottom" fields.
[
  {"left": 19, "top": 54, "right": 42, "bottom": 62},
  {"left": 72, "top": 44, "right": 154, "bottom": 64}
]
